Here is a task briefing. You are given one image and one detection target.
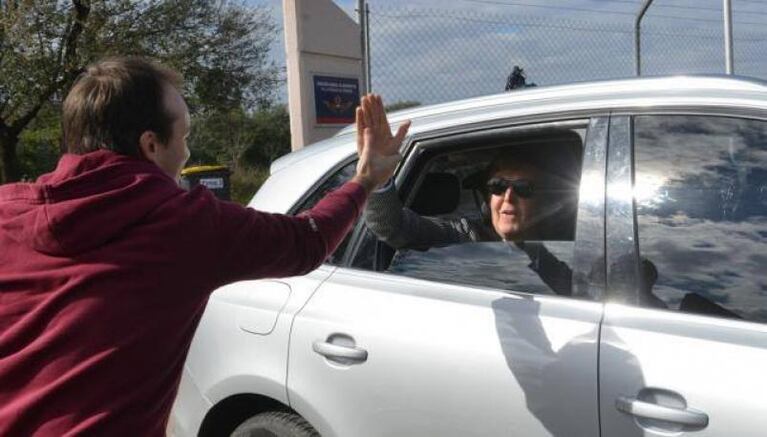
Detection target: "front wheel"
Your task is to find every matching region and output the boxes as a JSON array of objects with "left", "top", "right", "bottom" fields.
[{"left": 230, "top": 411, "right": 320, "bottom": 437}]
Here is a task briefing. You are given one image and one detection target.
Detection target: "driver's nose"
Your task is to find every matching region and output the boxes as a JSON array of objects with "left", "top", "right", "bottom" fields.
[{"left": 502, "top": 186, "right": 515, "bottom": 201}]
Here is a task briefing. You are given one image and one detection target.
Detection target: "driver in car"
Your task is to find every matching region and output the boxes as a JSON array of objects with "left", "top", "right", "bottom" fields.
[{"left": 365, "top": 136, "right": 579, "bottom": 296}]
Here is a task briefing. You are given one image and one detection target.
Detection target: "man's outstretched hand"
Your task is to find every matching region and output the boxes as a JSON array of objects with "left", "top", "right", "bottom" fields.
[{"left": 351, "top": 94, "right": 411, "bottom": 193}]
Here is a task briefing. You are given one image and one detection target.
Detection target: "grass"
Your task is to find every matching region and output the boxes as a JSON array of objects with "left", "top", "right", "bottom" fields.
[{"left": 229, "top": 166, "right": 270, "bottom": 205}]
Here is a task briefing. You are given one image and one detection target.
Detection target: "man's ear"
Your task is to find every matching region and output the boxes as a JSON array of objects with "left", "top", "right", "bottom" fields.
[{"left": 138, "top": 130, "right": 162, "bottom": 164}]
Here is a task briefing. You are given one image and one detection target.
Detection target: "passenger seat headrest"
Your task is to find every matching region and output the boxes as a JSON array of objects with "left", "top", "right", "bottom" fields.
[{"left": 410, "top": 172, "right": 461, "bottom": 216}]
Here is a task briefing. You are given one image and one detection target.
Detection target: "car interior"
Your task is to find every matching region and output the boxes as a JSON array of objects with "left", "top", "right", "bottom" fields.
[{"left": 360, "top": 126, "right": 586, "bottom": 295}]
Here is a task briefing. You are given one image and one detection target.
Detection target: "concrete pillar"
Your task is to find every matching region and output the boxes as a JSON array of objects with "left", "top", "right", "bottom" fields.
[{"left": 283, "top": 0, "right": 363, "bottom": 150}]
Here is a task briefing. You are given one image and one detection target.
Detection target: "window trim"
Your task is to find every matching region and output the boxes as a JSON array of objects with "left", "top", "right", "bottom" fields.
[
  {"left": 288, "top": 155, "right": 358, "bottom": 216},
  {"left": 572, "top": 117, "right": 609, "bottom": 301},
  {"left": 289, "top": 156, "right": 359, "bottom": 266},
  {"left": 344, "top": 116, "right": 609, "bottom": 301},
  {"left": 604, "top": 115, "right": 641, "bottom": 305}
]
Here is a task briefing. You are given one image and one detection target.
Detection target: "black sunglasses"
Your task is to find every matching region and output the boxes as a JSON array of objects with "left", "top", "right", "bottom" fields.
[{"left": 486, "top": 177, "right": 535, "bottom": 198}]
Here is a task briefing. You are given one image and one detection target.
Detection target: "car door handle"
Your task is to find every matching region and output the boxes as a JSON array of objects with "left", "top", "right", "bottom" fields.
[
  {"left": 616, "top": 396, "right": 709, "bottom": 427},
  {"left": 312, "top": 341, "right": 368, "bottom": 362}
]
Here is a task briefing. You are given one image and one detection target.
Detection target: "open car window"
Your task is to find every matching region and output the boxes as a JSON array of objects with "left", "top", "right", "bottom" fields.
[{"left": 357, "top": 123, "right": 590, "bottom": 297}]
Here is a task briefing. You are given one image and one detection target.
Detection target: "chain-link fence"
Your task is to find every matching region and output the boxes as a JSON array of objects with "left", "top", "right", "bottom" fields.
[{"left": 367, "top": 7, "right": 767, "bottom": 105}]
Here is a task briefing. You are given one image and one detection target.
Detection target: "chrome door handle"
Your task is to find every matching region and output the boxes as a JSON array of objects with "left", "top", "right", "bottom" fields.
[
  {"left": 616, "top": 396, "right": 709, "bottom": 427},
  {"left": 312, "top": 341, "right": 368, "bottom": 362}
]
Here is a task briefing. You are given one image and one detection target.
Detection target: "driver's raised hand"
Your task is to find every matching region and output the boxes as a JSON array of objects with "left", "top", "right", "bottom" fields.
[{"left": 352, "top": 94, "right": 411, "bottom": 193}]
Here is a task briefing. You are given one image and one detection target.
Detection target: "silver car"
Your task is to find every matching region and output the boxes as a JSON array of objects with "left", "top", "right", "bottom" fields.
[{"left": 169, "top": 76, "right": 767, "bottom": 437}]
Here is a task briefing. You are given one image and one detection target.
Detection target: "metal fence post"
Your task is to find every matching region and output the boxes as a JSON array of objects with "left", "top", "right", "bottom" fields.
[
  {"left": 724, "top": 0, "right": 734, "bottom": 74},
  {"left": 364, "top": 2, "right": 372, "bottom": 92},
  {"left": 357, "top": 0, "right": 369, "bottom": 94},
  {"left": 634, "top": 0, "right": 655, "bottom": 76}
]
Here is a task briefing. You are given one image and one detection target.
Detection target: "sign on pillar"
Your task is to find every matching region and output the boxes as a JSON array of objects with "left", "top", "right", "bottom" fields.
[
  {"left": 313, "top": 75, "right": 360, "bottom": 125},
  {"left": 283, "top": 0, "right": 363, "bottom": 150}
]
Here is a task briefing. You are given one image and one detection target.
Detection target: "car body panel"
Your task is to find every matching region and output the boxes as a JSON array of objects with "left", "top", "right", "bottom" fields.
[
  {"left": 338, "top": 76, "right": 767, "bottom": 138},
  {"left": 600, "top": 304, "right": 767, "bottom": 436},
  {"left": 167, "top": 369, "right": 212, "bottom": 437},
  {"left": 249, "top": 135, "right": 356, "bottom": 213},
  {"left": 598, "top": 109, "right": 767, "bottom": 436},
  {"left": 170, "top": 75, "right": 767, "bottom": 437},
  {"left": 170, "top": 267, "right": 335, "bottom": 436},
  {"left": 285, "top": 111, "right": 611, "bottom": 437},
  {"left": 288, "top": 268, "right": 603, "bottom": 437}
]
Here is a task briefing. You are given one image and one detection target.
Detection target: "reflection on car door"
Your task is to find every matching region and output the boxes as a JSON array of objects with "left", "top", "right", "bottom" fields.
[
  {"left": 287, "top": 270, "right": 602, "bottom": 437},
  {"left": 599, "top": 114, "right": 767, "bottom": 436}
]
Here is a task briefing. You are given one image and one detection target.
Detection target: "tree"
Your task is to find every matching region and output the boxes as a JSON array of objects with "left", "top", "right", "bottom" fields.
[
  {"left": 0, "top": 0, "right": 280, "bottom": 183},
  {"left": 187, "top": 104, "right": 290, "bottom": 170}
]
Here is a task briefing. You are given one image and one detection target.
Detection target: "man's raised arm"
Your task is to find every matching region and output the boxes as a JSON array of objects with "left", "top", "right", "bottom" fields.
[{"left": 211, "top": 95, "right": 411, "bottom": 284}]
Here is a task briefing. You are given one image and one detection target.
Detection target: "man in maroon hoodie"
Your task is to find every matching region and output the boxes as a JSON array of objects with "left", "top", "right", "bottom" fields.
[{"left": 0, "top": 57, "right": 409, "bottom": 436}]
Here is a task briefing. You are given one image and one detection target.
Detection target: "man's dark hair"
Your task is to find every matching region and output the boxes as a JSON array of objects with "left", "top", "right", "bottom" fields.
[{"left": 62, "top": 57, "right": 183, "bottom": 157}]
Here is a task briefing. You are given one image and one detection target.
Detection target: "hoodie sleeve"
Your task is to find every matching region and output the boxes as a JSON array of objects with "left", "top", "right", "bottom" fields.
[{"left": 210, "top": 181, "right": 367, "bottom": 285}]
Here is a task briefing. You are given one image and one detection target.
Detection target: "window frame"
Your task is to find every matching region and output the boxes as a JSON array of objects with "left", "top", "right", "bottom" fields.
[
  {"left": 343, "top": 115, "right": 609, "bottom": 301},
  {"left": 606, "top": 108, "right": 767, "bottom": 319},
  {"left": 289, "top": 155, "right": 359, "bottom": 266}
]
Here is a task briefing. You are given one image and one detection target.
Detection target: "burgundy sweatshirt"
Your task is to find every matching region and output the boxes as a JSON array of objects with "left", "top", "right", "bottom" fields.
[{"left": 0, "top": 150, "right": 366, "bottom": 436}]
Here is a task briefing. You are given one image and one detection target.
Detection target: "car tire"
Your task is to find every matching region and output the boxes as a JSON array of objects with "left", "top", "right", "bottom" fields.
[{"left": 230, "top": 411, "right": 320, "bottom": 437}]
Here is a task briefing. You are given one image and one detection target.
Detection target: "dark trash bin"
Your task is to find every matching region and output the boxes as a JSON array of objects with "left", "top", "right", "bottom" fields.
[{"left": 180, "top": 165, "right": 231, "bottom": 200}]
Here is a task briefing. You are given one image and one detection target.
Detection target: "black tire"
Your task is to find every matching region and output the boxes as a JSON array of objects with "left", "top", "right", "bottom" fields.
[{"left": 230, "top": 411, "right": 320, "bottom": 437}]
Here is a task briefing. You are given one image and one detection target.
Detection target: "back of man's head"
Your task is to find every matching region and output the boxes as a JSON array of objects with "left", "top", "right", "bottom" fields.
[{"left": 62, "top": 57, "right": 183, "bottom": 157}]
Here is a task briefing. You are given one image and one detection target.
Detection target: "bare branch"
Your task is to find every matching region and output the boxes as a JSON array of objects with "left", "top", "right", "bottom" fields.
[{"left": 6, "top": 0, "right": 90, "bottom": 135}]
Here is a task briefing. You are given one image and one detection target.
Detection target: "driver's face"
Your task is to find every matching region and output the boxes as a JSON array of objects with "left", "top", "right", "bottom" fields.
[{"left": 489, "top": 163, "right": 541, "bottom": 241}]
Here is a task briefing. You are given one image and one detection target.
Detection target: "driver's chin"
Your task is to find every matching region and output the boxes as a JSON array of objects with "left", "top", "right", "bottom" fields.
[{"left": 495, "top": 222, "right": 519, "bottom": 241}]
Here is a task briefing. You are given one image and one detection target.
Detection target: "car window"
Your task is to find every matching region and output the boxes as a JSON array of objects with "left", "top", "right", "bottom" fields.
[
  {"left": 634, "top": 115, "right": 767, "bottom": 323},
  {"left": 357, "top": 125, "right": 587, "bottom": 297},
  {"left": 296, "top": 159, "right": 357, "bottom": 265}
]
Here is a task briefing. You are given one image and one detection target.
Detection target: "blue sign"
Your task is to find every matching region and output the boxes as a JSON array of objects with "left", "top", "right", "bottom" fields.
[{"left": 313, "top": 75, "right": 360, "bottom": 124}]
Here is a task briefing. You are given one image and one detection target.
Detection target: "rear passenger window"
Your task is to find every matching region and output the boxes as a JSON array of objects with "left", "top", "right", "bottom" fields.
[{"left": 634, "top": 115, "right": 767, "bottom": 323}]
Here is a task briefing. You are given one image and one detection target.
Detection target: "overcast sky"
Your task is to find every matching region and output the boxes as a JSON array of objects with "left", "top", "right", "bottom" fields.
[{"left": 250, "top": 0, "right": 767, "bottom": 105}]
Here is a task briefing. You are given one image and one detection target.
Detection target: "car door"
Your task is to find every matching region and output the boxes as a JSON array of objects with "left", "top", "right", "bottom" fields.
[
  {"left": 599, "top": 114, "right": 767, "bottom": 436},
  {"left": 287, "top": 117, "right": 609, "bottom": 437}
]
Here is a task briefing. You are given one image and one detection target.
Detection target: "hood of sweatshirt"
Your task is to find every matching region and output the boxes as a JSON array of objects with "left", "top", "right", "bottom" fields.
[{"left": 0, "top": 150, "right": 182, "bottom": 257}]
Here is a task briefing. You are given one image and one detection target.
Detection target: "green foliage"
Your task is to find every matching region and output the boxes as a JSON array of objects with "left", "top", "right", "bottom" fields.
[
  {"left": 384, "top": 100, "right": 421, "bottom": 112},
  {"left": 0, "top": 0, "right": 281, "bottom": 182},
  {"left": 14, "top": 102, "right": 292, "bottom": 203},
  {"left": 188, "top": 105, "right": 291, "bottom": 170},
  {"left": 17, "top": 103, "right": 61, "bottom": 179},
  {"left": 229, "top": 165, "right": 270, "bottom": 205},
  {"left": 243, "top": 105, "right": 291, "bottom": 166},
  {"left": 185, "top": 104, "right": 291, "bottom": 205}
]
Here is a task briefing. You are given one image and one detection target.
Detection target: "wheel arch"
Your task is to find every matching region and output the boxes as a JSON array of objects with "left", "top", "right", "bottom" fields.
[{"left": 198, "top": 393, "right": 293, "bottom": 437}]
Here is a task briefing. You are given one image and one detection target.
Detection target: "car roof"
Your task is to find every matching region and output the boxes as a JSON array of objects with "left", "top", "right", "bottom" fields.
[
  {"left": 339, "top": 74, "right": 767, "bottom": 135},
  {"left": 274, "top": 75, "right": 767, "bottom": 174},
  {"left": 256, "top": 75, "right": 767, "bottom": 213}
]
